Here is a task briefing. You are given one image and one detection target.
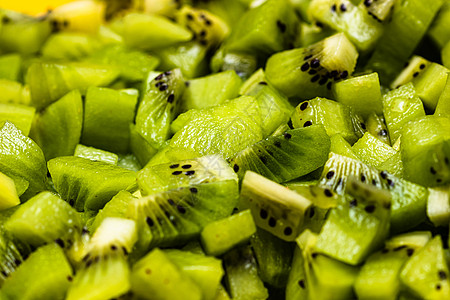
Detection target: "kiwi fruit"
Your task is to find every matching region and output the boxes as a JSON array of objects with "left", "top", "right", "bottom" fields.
[
  {"left": 0, "top": 228, "right": 26, "bottom": 286},
  {"left": 351, "top": 132, "right": 397, "bottom": 168},
  {"left": 390, "top": 55, "right": 430, "bottom": 89},
  {"left": 266, "top": 32, "right": 358, "bottom": 99},
  {"left": 0, "top": 53, "right": 21, "bottom": 82},
  {"left": 240, "top": 171, "right": 312, "bottom": 241},
  {"left": 74, "top": 144, "right": 119, "bottom": 165},
  {"left": 0, "top": 103, "right": 35, "bottom": 137},
  {"left": 66, "top": 217, "right": 137, "bottom": 300},
  {"left": 365, "top": 112, "right": 390, "bottom": 145},
  {"left": 0, "top": 171, "right": 21, "bottom": 210},
  {"left": 230, "top": 125, "right": 331, "bottom": 183},
  {"left": 1, "top": 243, "right": 73, "bottom": 300},
  {"left": 361, "top": 0, "right": 396, "bottom": 22}
]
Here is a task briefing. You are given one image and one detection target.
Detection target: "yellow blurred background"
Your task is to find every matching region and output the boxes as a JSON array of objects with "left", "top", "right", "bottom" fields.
[{"left": 0, "top": 0, "right": 75, "bottom": 15}]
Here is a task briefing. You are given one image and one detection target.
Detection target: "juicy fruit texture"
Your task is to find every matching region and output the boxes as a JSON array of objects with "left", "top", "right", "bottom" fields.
[
  {"left": 266, "top": 33, "right": 358, "bottom": 99},
  {"left": 0, "top": 229, "right": 26, "bottom": 285},
  {"left": 0, "top": 171, "right": 20, "bottom": 210},
  {"left": 48, "top": 156, "right": 137, "bottom": 211},
  {"left": 230, "top": 125, "right": 331, "bottom": 183},
  {"left": 0, "top": 103, "right": 35, "bottom": 136},
  {"left": 0, "top": 121, "right": 48, "bottom": 200},
  {"left": 1, "top": 243, "right": 72, "bottom": 300},
  {"left": 240, "top": 171, "right": 312, "bottom": 241}
]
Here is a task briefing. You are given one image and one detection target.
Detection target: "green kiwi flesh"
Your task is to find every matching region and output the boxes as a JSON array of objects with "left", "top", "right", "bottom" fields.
[
  {"left": 74, "top": 144, "right": 119, "bottom": 165},
  {"left": 0, "top": 103, "right": 35, "bottom": 137}
]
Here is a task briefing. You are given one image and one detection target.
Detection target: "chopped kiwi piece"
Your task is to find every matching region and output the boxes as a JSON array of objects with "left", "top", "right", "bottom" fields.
[
  {"left": 435, "top": 72, "right": 450, "bottom": 117},
  {"left": 47, "top": 156, "right": 137, "bottom": 211},
  {"left": 67, "top": 218, "right": 137, "bottom": 300},
  {"left": 164, "top": 249, "right": 225, "bottom": 300},
  {"left": 297, "top": 21, "right": 336, "bottom": 48},
  {"left": 137, "top": 155, "right": 237, "bottom": 195},
  {"left": 400, "top": 235, "right": 450, "bottom": 299},
  {"left": 390, "top": 55, "right": 430, "bottom": 89},
  {"left": 266, "top": 33, "right": 358, "bottom": 99},
  {"left": 314, "top": 178, "right": 391, "bottom": 265},
  {"left": 0, "top": 121, "right": 48, "bottom": 201},
  {"left": 182, "top": 70, "right": 242, "bottom": 111},
  {"left": 41, "top": 32, "right": 103, "bottom": 61},
  {"left": 82, "top": 87, "right": 138, "bottom": 154},
  {"left": 251, "top": 227, "right": 294, "bottom": 288},
  {"left": 2, "top": 243, "right": 72, "bottom": 300},
  {"left": 0, "top": 172, "right": 20, "bottom": 210},
  {"left": 0, "top": 10, "right": 51, "bottom": 55},
  {"left": 329, "top": 133, "right": 359, "bottom": 159},
  {"left": 0, "top": 54, "right": 21, "bottom": 81},
  {"left": 285, "top": 245, "right": 308, "bottom": 300},
  {"left": 210, "top": 45, "right": 258, "bottom": 80},
  {"left": 5, "top": 191, "right": 81, "bottom": 248},
  {"left": 412, "top": 62, "right": 450, "bottom": 111},
  {"left": 170, "top": 95, "right": 263, "bottom": 160},
  {"left": 131, "top": 248, "right": 202, "bottom": 300},
  {"left": 0, "top": 79, "right": 30, "bottom": 105},
  {"left": 224, "top": 245, "right": 269, "bottom": 300},
  {"left": 361, "top": 0, "right": 396, "bottom": 22},
  {"left": 201, "top": 210, "right": 256, "bottom": 256},
  {"left": 87, "top": 45, "right": 160, "bottom": 82},
  {"left": 401, "top": 116, "right": 450, "bottom": 187},
  {"left": 230, "top": 125, "right": 331, "bottom": 183},
  {"left": 428, "top": 2, "right": 450, "bottom": 49},
  {"left": 47, "top": 0, "right": 104, "bottom": 34},
  {"left": 176, "top": 5, "right": 230, "bottom": 49},
  {"left": 351, "top": 132, "right": 397, "bottom": 168},
  {"left": 291, "top": 97, "right": 365, "bottom": 144},
  {"left": 366, "top": 112, "right": 390, "bottom": 145},
  {"left": 443, "top": 40, "right": 450, "bottom": 68},
  {"left": 366, "top": 0, "right": 444, "bottom": 84},
  {"left": 0, "top": 103, "right": 35, "bottom": 136},
  {"left": 127, "top": 180, "right": 238, "bottom": 251},
  {"left": 354, "top": 231, "right": 429, "bottom": 300},
  {"left": 308, "top": 0, "right": 384, "bottom": 51},
  {"left": 225, "top": 0, "right": 299, "bottom": 57},
  {"left": 332, "top": 72, "right": 383, "bottom": 119},
  {"left": 112, "top": 13, "right": 193, "bottom": 50},
  {"left": 74, "top": 144, "right": 119, "bottom": 165},
  {"left": 297, "top": 230, "right": 359, "bottom": 299},
  {"left": 319, "top": 153, "right": 428, "bottom": 232},
  {"left": 27, "top": 62, "right": 120, "bottom": 110},
  {"left": 382, "top": 82, "right": 425, "bottom": 143},
  {"left": 29, "top": 89, "right": 83, "bottom": 161},
  {"left": 240, "top": 171, "right": 312, "bottom": 241},
  {"left": 135, "top": 69, "right": 185, "bottom": 152}
]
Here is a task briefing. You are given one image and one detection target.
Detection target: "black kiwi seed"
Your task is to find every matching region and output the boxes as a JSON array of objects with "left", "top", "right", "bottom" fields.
[
  {"left": 420, "top": 64, "right": 426, "bottom": 69},
  {"left": 155, "top": 73, "right": 164, "bottom": 80},
  {"left": 303, "top": 121, "right": 312, "bottom": 127},
  {"left": 67, "top": 275, "right": 73, "bottom": 282},
  {"left": 190, "top": 187, "right": 198, "bottom": 193},
  {"left": 438, "top": 270, "right": 447, "bottom": 280},
  {"left": 259, "top": 81, "right": 268, "bottom": 85},
  {"left": 445, "top": 157, "right": 449, "bottom": 165},
  {"left": 364, "top": 204, "right": 376, "bottom": 213},
  {"left": 284, "top": 227, "right": 293, "bottom": 236},
  {"left": 309, "top": 207, "right": 316, "bottom": 218},
  {"left": 199, "top": 30, "right": 207, "bottom": 37},
  {"left": 310, "top": 58, "right": 320, "bottom": 68},
  {"left": 268, "top": 217, "right": 277, "bottom": 227},
  {"left": 437, "top": 178, "right": 442, "bottom": 183},
  {"left": 316, "top": 21, "right": 324, "bottom": 28},
  {"left": 159, "top": 84, "right": 169, "bottom": 91},
  {"left": 298, "top": 279, "right": 305, "bottom": 289},
  {"left": 170, "top": 164, "right": 179, "bottom": 169},
  {"left": 436, "top": 284, "right": 441, "bottom": 290},
  {"left": 164, "top": 71, "right": 172, "bottom": 76},
  {"left": 331, "top": 4, "right": 337, "bottom": 12},
  {"left": 172, "top": 170, "right": 182, "bottom": 175},
  {"left": 349, "top": 199, "right": 357, "bottom": 207},
  {"left": 340, "top": 4, "right": 347, "bottom": 12},
  {"left": 168, "top": 199, "right": 175, "bottom": 205},
  {"left": 430, "top": 167, "right": 437, "bottom": 174},
  {"left": 1, "top": 270, "right": 8, "bottom": 277},
  {"left": 364, "top": 0, "right": 372, "bottom": 7},
  {"left": 167, "top": 94, "right": 175, "bottom": 103},
  {"left": 260, "top": 156, "right": 267, "bottom": 164},
  {"left": 381, "top": 248, "right": 389, "bottom": 254},
  {"left": 276, "top": 20, "right": 287, "bottom": 33},
  {"left": 155, "top": 82, "right": 162, "bottom": 88},
  {"left": 146, "top": 217, "right": 154, "bottom": 227},
  {"left": 177, "top": 205, "right": 186, "bottom": 214},
  {"left": 326, "top": 170, "right": 335, "bottom": 179},
  {"left": 287, "top": 119, "right": 294, "bottom": 129},
  {"left": 393, "top": 245, "right": 407, "bottom": 251},
  {"left": 340, "top": 70, "right": 349, "bottom": 79},
  {"left": 300, "top": 102, "right": 308, "bottom": 111},
  {"left": 111, "top": 245, "right": 118, "bottom": 251},
  {"left": 186, "top": 13, "right": 194, "bottom": 20},
  {"left": 274, "top": 141, "right": 282, "bottom": 148},
  {"left": 304, "top": 54, "right": 313, "bottom": 61},
  {"left": 324, "top": 189, "right": 333, "bottom": 197},
  {"left": 308, "top": 69, "right": 317, "bottom": 75},
  {"left": 204, "top": 18, "right": 212, "bottom": 26},
  {"left": 413, "top": 72, "right": 419, "bottom": 78},
  {"left": 284, "top": 133, "right": 292, "bottom": 139},
  {"left": 200, "top": 40, "right": 208, "bottom": 46},
  {"left": 55, "top": 238, "right": 65, "bottom": 248},
  {"left": 361, "top": 174, "right": 366, "bottom": 182},
  {"left": 406, "top": 248, "right": 414, "bottom": 256},
  {"left": 372, "top": 179, "right": 377, "bottom": 185},
  {"left": 182, "top": 164, "right": 192, "bottom": 169},
  {"left": 360, "top": 122, "right": 366, "bottom": 130},
  {"left": 380, "top": 171, "right": 387, "bottom": 179},
  {"left": 311, "top": 253, "right": 318, "bottom": 259},
  {"left": 233, "top": 164, "right": 239, "bottom": 172},
  {"left": 319, "top": 77, "right": 328, "bottom": 85},
  {"left": 260, "top": 209, "right": 268, "bottom": 219},
  {"left": 387, "top": 179, "right": 394, "bottom": 187},
  {"left": 301, "top": 62, "right": 310, "bottom": 72},
  {"left": 185, "top": 170, "right": 195, "bottom": 176}
]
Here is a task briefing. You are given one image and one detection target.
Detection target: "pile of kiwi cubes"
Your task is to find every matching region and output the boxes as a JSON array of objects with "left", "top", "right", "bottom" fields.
[{"left": 1, "top": 0, "right": 450, "bottom": 299}]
